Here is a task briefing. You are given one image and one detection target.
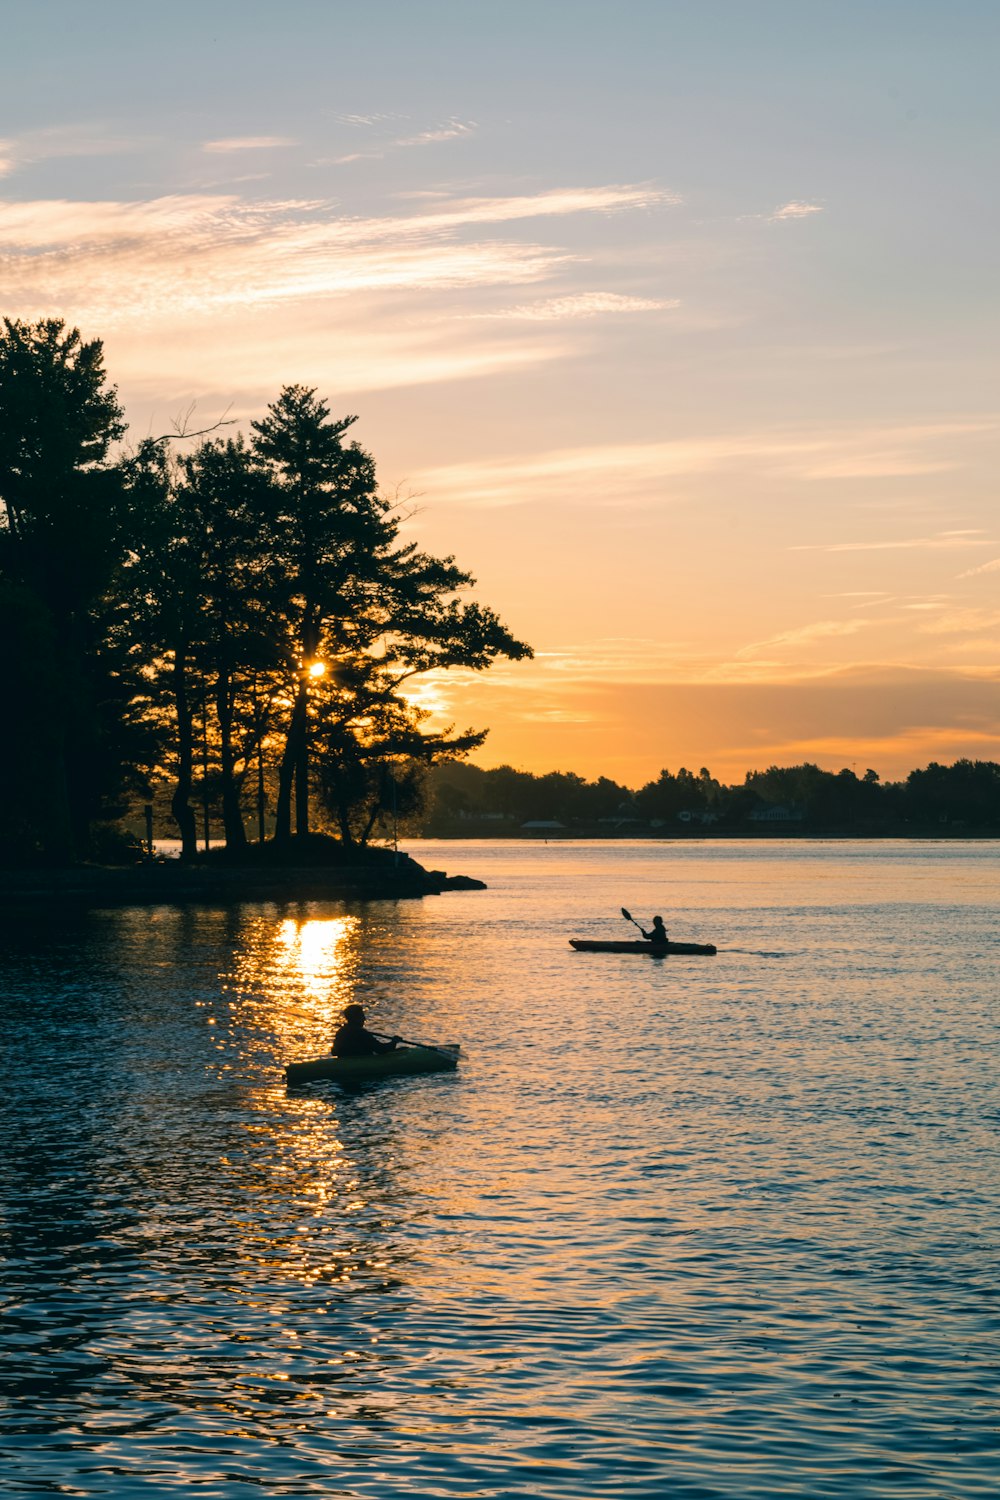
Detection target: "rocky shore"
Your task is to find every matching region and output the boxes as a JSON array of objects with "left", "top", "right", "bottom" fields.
[{"left": 0, "top": 848, "right": 485, "bottom": 911}]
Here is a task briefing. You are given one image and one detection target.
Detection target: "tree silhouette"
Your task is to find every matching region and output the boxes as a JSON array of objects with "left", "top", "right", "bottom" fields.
[
  {"left": 251, "top": 385, "right": 531, "bottom": 844},
  {"left": 0, "top": 319, "right": 135, "bottom": 859}
]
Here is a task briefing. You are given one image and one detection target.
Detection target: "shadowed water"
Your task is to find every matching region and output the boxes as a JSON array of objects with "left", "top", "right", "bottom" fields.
[{"left": 2, "top": 840, "right": 998, "bottom": 1497}]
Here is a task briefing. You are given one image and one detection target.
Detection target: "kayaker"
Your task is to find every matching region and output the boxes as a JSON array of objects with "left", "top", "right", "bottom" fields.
[
  {"left": 331, "top": 1004, "right": 401, "bottom": 1057},
  {"left": 640, "top": 915, "right": 669, "bottom": 948}
]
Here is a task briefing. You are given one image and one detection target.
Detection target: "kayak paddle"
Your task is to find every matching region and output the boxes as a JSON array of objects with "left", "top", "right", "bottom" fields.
[
  {"left": 621, "top": 907, "right": 645, "bottom": 933},
  {"left": 374, "top": 1033, "right": 459, "bottom": 1059}
]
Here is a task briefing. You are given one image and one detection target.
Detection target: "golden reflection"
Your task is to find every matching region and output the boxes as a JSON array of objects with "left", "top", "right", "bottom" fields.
[
  {"left": 215, "top": 910, "right": 456, "bottom": 1300},
  {"left": 226, "top": 914, "right": 363, "bottom": 1059},
  {"left": 272, "top": 914, "right": 354, "bottom": 1001}
]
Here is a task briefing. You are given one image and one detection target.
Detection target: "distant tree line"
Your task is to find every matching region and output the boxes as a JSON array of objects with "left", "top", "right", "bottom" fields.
[
  {"left": 420, "top": 757, "right": 1000, "bottom": 834},
  {"left": 0, "top": 318, "right": 531, "bottom": 865}
]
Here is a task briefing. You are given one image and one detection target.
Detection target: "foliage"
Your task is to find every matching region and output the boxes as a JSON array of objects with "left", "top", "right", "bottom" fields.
[
  {"left": 0, "top": 331, "right": 531, "bottom": 862},
  {"left": 246, "top": 384, "right": 531, "bottom": 845},
  {"left": 0, "top": 319, "right": 148, "bottom": 860},
  {"left": 419, "top": 758, "right": 1000, "bottom": 835}
]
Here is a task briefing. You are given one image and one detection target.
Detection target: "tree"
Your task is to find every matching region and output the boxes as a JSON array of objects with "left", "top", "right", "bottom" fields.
[
  {"left": 251, "top": 385, "right": 531, "bottom": 843},
  {"left": 173, "top": 437, "right": 283, "bottom": 851},
  {"left": 315, "top": 688, "right": 485, "bottom": 846},
  {"left": 0, "top": 318, "right": 135, "bottom": 860},
  {"left": 903, "top": 760, "right": 1000, "bottom": 826},
  {"left": 636, "top": 767, "right": 714, "bottom": 824}
]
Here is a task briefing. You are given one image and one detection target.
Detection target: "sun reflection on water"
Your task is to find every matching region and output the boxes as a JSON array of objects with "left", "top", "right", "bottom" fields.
[
  {"left": 226, "top": 913, "right": 363, "bottom": 1059},
  {"left": 215, "top": 913, "right": 418, "bottom": 1294},
  {"left": 272, "top": 914, "right": 356, "bottom": 1000}
]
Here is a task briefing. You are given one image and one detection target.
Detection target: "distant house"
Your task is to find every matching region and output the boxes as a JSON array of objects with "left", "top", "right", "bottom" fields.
[{"left": 747, "top": 804, "right": 804, "bottom": 823}]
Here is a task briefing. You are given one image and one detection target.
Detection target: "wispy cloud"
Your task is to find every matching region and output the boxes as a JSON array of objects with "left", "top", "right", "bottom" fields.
[
  {"left": 332, "top": 113, "right": 399, "bottom": 127},
  {"left": 0, "top": 123, "right": 145, "bottom": 178},
  {"left": 770, "top": 201, "right": 824, "bottom": 221},
  {"left": 793, "top": 529, "right": 993, "bottom": 554},
  {"left": 395, "top": 118, "right": 476, "bottom": 148},
  {"left": 0, "top": 183, "right": 666, "bottom": 328},
  {"left": 202, "top": 136, "right": 297, "bottom": 153},
  {"left": 412, "top": 422, "right": 992, "bottom": 507},
  {"left": 476, "top": 292, "right": 677, "bottom": 321},
  {"left": 736, "top": 618, "right": 872, "bottom": 659},
  {"left": 958, "top": 556, "right": 1000, "bottom": 579},
  {"left": 322, "top": 115, "right": 475, "bottom": 165},
  {"left": 916, "top": 607, "right": 1000, "bottom": 636}
]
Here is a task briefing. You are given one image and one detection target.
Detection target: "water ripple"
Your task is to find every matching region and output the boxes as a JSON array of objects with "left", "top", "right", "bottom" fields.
[{"left": 2, "top": 843, "right": 999, "bottom": 1496}]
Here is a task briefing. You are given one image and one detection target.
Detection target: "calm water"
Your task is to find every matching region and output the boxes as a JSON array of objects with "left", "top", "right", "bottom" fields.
[{"left": 2, "top": 840, "right": 998, "bottom": 1498}]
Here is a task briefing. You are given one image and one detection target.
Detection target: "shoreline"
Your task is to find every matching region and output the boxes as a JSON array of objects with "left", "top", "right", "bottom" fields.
[
  {"left": 413, "top": 827, "right": 1000, "bottom": 841},
  {"left": 0, "top": 856, "right": 485, "bottom": 911}
]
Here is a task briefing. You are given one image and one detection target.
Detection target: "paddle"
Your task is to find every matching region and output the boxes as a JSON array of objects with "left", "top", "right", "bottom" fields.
[
  {"left": 622, "top": 907, "right": 670, "bottom": 950},
  {"left": 373, "top": 1032, "right": 459, "bottom": 1059}
]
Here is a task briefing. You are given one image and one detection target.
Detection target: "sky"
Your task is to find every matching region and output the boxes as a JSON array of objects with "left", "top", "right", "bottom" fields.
[{"left": 3, "top": 0, "right": 999, "bottom": 786}]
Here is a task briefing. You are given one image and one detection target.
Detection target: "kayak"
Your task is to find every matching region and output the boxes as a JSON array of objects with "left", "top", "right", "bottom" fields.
[
  {"left": 285, "top": 1044, "right": 460, "bottom": 1086},
  {"left": 569, "top": 939, "right": 717, "bottom": 955}
]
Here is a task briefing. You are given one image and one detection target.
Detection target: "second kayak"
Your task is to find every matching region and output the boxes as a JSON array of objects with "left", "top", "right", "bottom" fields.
[{"left": 569, "top": 938, "right": 717, "bottom": 955}]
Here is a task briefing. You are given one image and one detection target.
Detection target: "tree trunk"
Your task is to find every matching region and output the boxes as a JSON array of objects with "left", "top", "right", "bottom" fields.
[
  {"left": 274, "top": 686, "right": 305, "bottom": 844},
  {"left": 216, "top": 669, "right": 247, "bottom": 851},
  {"left": 294, "top": 696, "right": 310, "bottom": 837},
  {"left": 359, "top": 797, "right": 381, "bottom": 846},
  {"left": 170, "top": 644, "right": 198, "bottom": 860}
]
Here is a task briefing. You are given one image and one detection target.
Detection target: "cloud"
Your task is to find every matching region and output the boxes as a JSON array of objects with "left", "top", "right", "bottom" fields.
[
  {"left": 333, "top": 113, "right": 399, "bottom": 127},
  {"left": 0, "top": 183, "right": 670, "bottom": 337},
  {"left": 770, "top": 201, "right": 824, "bottom": 221},
  {"left": 202, "top": 136, "right": 297, "bottom": 153},
  {"left": 916, "top": 607, "right": 1000, "bottom": 636},
  {"left": 476, "top": 292, "right": 677, "bottom": 321},
  {"left": 395, "top": 119, "right": 477, "bottom": 148},
  {"left": 793, "top": 529, "right": 994, "bottom": 554},
  {"left": 0, "top": 178, "right": 681, "bottom": 404},
  {"left": 319, "top": 114, "right": 475, "bottom": 165},
  {"left": 958, "top": 556, "right": 1000, "bottom": 579},
  {"left": 0, "top": 124, "right": 145, "bottom": 178},
  {"left": 410, "top": 420, "right": 993, "bottom": 508},
  {"left": 736, "top": 618, "right": 873, "bottom": 659}
]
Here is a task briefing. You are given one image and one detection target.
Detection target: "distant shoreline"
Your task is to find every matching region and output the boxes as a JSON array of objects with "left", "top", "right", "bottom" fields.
[{"left": 411, "top": 827, "right": 1000, "bottom": 842}]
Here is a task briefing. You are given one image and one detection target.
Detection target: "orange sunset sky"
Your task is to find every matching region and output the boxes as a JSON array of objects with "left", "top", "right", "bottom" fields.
[{"left": 4, "top": 1, "right": 998, "bottom": 785}]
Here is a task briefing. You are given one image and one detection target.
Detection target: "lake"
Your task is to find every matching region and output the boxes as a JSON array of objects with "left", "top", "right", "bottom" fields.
[{"left": 2, "top": 839, "right": 998, "bottom": 1498}]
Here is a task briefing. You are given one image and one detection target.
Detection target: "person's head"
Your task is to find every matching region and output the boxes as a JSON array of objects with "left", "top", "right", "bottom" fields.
[
  {"left": 652, "top": 915, "right": 665, "bottom": 928},
  {"left": 342, "top": 1003, "right": 366, "bottom": 1026}
]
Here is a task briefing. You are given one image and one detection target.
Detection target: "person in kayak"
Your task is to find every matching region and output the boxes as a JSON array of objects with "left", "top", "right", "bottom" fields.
[
  {"left": 640, "top": 915, "right": 669, "bottom": 948},
  {"left": 331, "top": 1004, "right": 401, "bottom": 1057}
]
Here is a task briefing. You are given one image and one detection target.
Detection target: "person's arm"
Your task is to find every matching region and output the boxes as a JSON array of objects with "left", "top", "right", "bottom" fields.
[{"left": 366, "top": 1029, "right": 401, "bottom": 1054}]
